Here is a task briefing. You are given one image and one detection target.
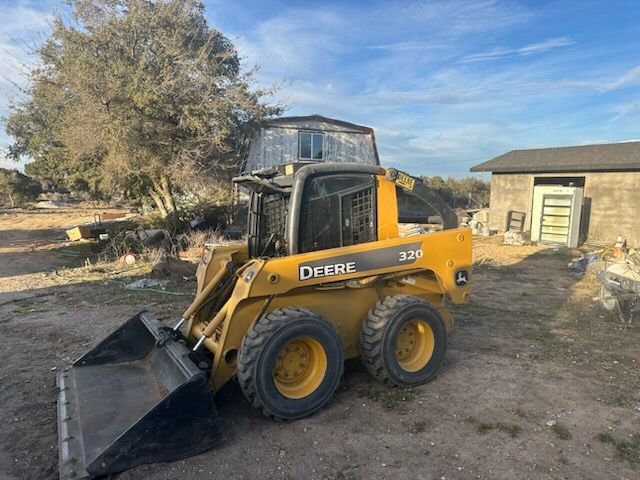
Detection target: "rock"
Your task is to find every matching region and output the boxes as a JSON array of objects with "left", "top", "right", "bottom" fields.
[
  {"left": 503, "top": 230, "right": 525, "bottom": 246},
  {"left": 546, "top": 420, "right": 556, "bottom": 427}
]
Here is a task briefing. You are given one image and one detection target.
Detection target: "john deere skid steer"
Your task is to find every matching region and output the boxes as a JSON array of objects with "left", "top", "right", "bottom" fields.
[{"left": 57, "top": 163, "right": 472, "bottom": 479}]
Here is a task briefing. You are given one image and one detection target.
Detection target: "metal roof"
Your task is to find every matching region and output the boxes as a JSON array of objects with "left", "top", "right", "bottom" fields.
[
  {"left": 470, "top": 141, "right": 640, "bottom": 173},
  {"left": 264, "top": 114, "right": 374, "bottom": 134}
]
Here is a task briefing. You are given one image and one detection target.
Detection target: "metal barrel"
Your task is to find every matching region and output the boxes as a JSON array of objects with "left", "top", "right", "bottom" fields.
[{"left": 57, "top": 311, "right": 222, "bottom": 479}]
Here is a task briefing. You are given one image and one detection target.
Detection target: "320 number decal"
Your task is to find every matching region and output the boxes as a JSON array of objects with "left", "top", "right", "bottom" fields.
[{"left": 399, "top": 249, "right": 423, "bottom": 261}]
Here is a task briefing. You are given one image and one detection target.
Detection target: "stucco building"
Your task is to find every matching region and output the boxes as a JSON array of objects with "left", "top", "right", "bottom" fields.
[
  {"left": 243, "top": 115, "right": 379, "bottom": 172},
  {"left": 471, "top": 142, "right": 640, "bottom": 247}
]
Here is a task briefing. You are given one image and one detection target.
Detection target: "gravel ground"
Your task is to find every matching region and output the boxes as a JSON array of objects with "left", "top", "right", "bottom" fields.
[{"left": 1, "top": 210, "right": 638, "bottom": 480}]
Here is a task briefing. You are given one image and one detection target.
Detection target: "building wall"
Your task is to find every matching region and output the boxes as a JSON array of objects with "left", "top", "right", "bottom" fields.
[
  {"left": 488, "top": 173, "right": 532, "bottom": 232},
  {"left": 244, "top": 119, "right": 377, "bottom": 171},
  {"left": 489, "top": 171, "right": 640, "bottom": 247}
]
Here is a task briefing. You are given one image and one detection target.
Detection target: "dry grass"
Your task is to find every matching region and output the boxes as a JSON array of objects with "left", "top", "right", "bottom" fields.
[
  {"left": 176, "top": 228, "right": 232, "bottom": 261},
  {"left": 597, "top": 432, "right": 640, "bottom": 468},
  {"left": 469, "top": 417, "right": 522, "bottom": 438},
  {"left": 140, "top": 247, "right": 166, "bottom": 267},
  {"left": 551, "top": 423, "right": 572, "bottom": 440},
  {"left": 358, "top": 388, "right": 415, "bottom": 411}
]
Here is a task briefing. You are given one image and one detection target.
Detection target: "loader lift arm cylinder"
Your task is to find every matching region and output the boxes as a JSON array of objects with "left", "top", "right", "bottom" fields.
[
  {"left": 182, "top": 261, "right": 233, "bottom": 320},
  {"left": 190, "top": 261, "right": 254, "bottom": 352}
]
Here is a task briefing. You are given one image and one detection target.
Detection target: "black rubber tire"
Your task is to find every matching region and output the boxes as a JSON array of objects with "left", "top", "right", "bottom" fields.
[
  {"left": 360, "top": 295, "right": 447, "bottom": 388},
  {"left": 237, "top": 307, "right": 344, "bottom": 420}
]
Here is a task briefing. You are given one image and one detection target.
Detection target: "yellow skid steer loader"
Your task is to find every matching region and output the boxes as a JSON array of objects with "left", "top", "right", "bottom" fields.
[{"left": 57, "top": 163, "right": 472, "bottom": 479}]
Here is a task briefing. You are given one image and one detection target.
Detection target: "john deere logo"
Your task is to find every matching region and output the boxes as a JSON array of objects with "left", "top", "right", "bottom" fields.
[
  {"left": 299, "top": 262, "right": 356, "bottom": 280},
  {"left": 455, "top": 270, "right": 469, "bottom": 287}
]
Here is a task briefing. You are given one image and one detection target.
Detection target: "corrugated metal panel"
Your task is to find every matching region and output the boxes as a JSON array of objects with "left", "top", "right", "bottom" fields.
[
  {"left": 265, "top": 115, "right": 373, "bottom": 133},
  {"left": 244, "top": 120, "right": 378, "bottom": 172}
]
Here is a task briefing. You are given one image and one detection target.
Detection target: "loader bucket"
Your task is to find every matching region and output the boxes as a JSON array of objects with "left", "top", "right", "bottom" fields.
[{"left": 56, "top": 311, "right": 222, "bottom": 479}]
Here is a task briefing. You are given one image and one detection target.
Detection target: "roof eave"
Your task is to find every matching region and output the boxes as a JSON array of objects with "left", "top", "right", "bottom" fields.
[
  {"left": 471, "top": 165, "right": 640, "bottom": 174},
  {"left": 263, "top": 114, "right": 373, "bottom": 133}
]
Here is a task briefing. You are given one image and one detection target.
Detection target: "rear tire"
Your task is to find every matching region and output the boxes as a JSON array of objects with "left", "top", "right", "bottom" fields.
[
  {"left": 237, "top": 307, "right": 344, "bottom": 420},
  {"left": 360, "top": 295, "right": 446, "bottom": 387}
]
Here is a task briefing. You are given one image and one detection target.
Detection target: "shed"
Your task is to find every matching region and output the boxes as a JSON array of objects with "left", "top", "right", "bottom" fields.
[
  {"left": 471, "top": 141, "right": 640, "bottom": 247},
  {"left": 243, "top": 115, "right": 379, "bottom": 172}
]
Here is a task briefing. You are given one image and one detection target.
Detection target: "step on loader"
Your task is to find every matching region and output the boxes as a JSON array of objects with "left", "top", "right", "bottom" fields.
[{"left": 57, "top": 163, "right": 472, "bottom": 479}]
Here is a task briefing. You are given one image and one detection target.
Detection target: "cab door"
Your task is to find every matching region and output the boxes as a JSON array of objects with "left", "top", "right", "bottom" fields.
[{"left": 298, "top": 174, "right": 377, "bottom": 253}]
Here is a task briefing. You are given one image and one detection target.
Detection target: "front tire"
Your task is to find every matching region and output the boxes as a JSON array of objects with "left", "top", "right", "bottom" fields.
[
  {"left": 237, "top": 307, "right": 344, "bottom": 420},
  {"left": 360, "top": 295, "right": 447, "bottom": 387}
]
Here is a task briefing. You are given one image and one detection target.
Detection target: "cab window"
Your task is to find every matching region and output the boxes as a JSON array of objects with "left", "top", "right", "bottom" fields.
[{"left": 299, "top": 174, "right": 376, "bottom": 253}]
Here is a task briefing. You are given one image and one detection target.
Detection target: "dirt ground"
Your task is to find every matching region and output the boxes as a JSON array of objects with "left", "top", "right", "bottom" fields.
[{"left": 1, "top": 209, "right": 639, "bottom": 480}]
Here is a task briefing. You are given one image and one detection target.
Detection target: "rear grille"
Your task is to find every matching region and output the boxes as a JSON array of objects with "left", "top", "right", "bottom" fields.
[{"left": 351, "top": 188, "right": 375, "bottom": 244}]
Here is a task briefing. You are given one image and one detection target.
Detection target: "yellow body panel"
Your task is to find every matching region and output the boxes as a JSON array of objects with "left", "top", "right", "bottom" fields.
[
  {"left": 190, "top": 228, "right": 471, "bottom": 391},
  {"left": 195, "top": 243, "right": 248, "bottom": 288},
  {"left": 185, "top": 169, "right": 472, "bottom": 393},
  {"left": 376, "top": 176, "right": 399, "bottom": 240}
]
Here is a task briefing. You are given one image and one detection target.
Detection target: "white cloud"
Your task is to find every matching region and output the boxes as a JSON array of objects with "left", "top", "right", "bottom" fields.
[
  {"left": 0, "top": 3, "right": 52, "bottom": 92},
  {"left": 233, "top": 8, "right": 349, "bottom": 80},
  {"left": 399, "top": 0, "right": 532, "bottom": 36},
  {"left": 517, "top": 37, "right": 574, "bottom": 55},
  {"left": 461, "top": 36, "right": 574, "bottom": 63},
  {"left": 0, "top": 2, "right": 53, "bottom": 171},
  {"left": 610, "top": 100, "right": 640, "bottom": 121},
  {"left": 366, "top": 41, "right": 446, "bottom": 51},
  {"left": 602, "top": 66, "right": 640, "bottom": 91},
  {"left": 0, "top": 3, "right": 52, "bottom": 84}
]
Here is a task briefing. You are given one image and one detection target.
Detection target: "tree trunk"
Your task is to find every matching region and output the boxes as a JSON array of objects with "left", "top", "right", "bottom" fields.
[
  {"left": 150, "top": 177, "right": 177, "bottom": 219},
  {"left": 159, "top": 176, "right": 176, "bottom": 213},
  {"left": 150, "top": 189, "right": 169, "bottom": 218},
  {"left": 8, "top": 192, "right": 15, "bottom": 208}
]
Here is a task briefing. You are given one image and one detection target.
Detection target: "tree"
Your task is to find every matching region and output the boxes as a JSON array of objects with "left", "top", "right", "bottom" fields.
[
  {"left": 421, "top": 175, "right": 490, "bottom": 208},
  {"left": 6, "top": 0, "right": 280, "bottom": 216},
  {"left": 0, "top": 169, "right": 42, "bottom": 208}
]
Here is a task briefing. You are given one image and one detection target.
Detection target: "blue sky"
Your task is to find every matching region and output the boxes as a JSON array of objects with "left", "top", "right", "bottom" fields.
[{"left": 1, "top": 0, "right": 640, "bottom": 177}]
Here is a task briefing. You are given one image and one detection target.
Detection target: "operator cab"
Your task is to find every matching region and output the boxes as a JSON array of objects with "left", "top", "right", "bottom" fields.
[{"left": 233, "top": 162, "right": 455, "bottom": 259}]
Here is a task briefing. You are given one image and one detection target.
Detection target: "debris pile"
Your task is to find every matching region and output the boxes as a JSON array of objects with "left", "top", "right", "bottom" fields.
[
  {"left": 594, "top": 237, "right": 640, "bottom": 323},
  {"left": 461, "top": 209, "right": 494, "bottom": 236},
  {"left": 503, "top": 230, "right": 526, "bottom": 246},
  {"left": 568, "top": 252, "right": 599, "bottom": 276}
]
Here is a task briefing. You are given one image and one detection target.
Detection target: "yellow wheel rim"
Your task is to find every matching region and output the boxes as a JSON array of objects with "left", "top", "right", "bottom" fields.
[
  {"left": 395, "top": 320, "right": 435, "bottom": 372},
  {"left": 273, "top": 337, "right": 327, "bottom": 399}
]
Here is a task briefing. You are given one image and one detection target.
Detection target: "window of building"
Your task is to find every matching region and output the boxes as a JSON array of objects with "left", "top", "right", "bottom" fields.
[
  {"left": 299, "top": 131, "right": 324, "bottom": 160},
  {"left": 299, "top": 174, "right": 376, "bottom": 253}
]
